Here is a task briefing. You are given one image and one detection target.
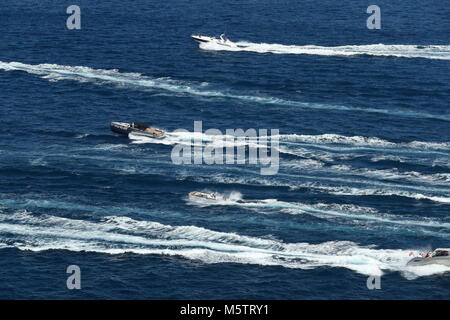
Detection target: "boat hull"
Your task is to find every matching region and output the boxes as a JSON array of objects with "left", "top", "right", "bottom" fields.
[
  {"left": 189, "top": 191, "right": 219, "bottom": 200},
  {"left": 128, "top": 129, "right": 165, "bottom": 139},
  {"left": 407, "top": 257, "right": 450, "bottom": 267},
  {"left": 191, "top": 35, "right": 238, "bottom": 48}
]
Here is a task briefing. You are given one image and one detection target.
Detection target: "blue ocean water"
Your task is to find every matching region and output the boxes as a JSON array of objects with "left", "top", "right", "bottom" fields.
[{"left": 0, "top": 0, "right": 449, "bottom": 299}]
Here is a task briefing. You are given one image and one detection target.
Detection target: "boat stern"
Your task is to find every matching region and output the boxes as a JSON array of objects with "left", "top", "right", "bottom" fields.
[{"left": 110, "top": 122, "right": 131, "bottom": 134}]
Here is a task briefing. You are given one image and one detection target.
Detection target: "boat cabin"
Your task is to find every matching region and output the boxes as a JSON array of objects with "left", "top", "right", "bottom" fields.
[{"left": 432, "top": 248, "right": 450, "bottom": 257}]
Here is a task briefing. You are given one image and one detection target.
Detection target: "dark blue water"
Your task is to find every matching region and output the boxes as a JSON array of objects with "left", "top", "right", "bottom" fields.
[{"left": 0, "top": 0, "right": 449, "bottom": 299}]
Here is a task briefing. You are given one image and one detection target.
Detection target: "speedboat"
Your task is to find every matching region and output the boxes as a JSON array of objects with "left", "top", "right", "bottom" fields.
[
  {"left": 189, "top": 191, "right": 222, "bottom": 201},
  {"left": 191, "top": 34, "right": 238, "bottom": 48},
  {"left": 110, "top": 122, "right": 165, "bottom": 139},
  {"left": 407, "top": 248, "right": 450, "bottom": 267},
  {"left": 188, "top": 191, "right": 267, "bottom": 205}
]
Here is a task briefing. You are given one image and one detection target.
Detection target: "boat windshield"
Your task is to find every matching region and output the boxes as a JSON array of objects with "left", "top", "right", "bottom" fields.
[
  {"left": 433, "top": 250, "right": 450, "bottom": 257},
  {"left": 132, "top": 122, "right": 149, "bottom": 130}
]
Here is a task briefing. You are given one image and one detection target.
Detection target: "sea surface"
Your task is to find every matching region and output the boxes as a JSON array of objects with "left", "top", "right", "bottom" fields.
[{"left": 0, "top": 0, "right": 449, "bottom": 299}]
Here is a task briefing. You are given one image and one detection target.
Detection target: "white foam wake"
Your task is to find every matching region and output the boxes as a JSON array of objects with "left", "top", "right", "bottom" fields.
[
  {"left": 327, "top": 165, "right": 450, "bottom": 185},
  {"left": 129, "top": 131, "right": 450, "bottom": 178},
  {"left": 277, "top": 134, "right": 450, "bottom": 151},
  {"left": 186, "top": 192, "right": 450, "bottom": 231},
  {"left": 0, "top": 60, "right": 448, "bottom": 121},
  {"left": 0, "top": 210, "right": 447, "bottom": 279},
  {"left": 200, "top": 41, "right": 450, "bottom": 60},
  {"left": 129, "top": 130, "right": 271, "bottom": 155},
  {"left": 282, "top": 157, "right": 450, "bottom": 186},
  {"left": 128, "top": 130, "right": 450, "bottom": 191},
  {"left": 301, "top": 183, "right": 450, "bottom": 204},
  {"left": 200, "top": 174, "right": 450, "bottom": 204}
]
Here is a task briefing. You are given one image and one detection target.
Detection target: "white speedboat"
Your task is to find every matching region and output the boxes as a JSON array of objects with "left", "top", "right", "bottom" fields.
[
  {"left": 111, "top": 122, "right": 165, "bottom": 139},
  {"left": 189, "top": 191, "right": 222, "bottom": 201},
  {"left": 191, "top": 34, "right": 239, "bottom": 48},
  {"left": 407, "top": 248, "right": 450, "bottom": 267}
]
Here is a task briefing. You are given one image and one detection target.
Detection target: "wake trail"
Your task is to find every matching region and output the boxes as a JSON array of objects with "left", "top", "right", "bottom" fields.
[
  {"left": 132, "top": 131, "right": 450, "bottom": 153},
  {"left": 199, "top": 174, "right": 450, "bottom": 204},
  {"left": 200, "top": 41, "right": 450, "bottom": 60},
  {"left": 277, "top": 134, "right": 450, "bottom": 152},
  {"left": 186, "top": 192, "right": 450, "bottom": 231},
  {"left": 141, "top": 132, "right": 450, "bottom": 196},
  {"left": 0, "top": 61, "right": 449, "bottom": 121},
  {"left": 0, "top": 210, "right": 447, "bottom": 279}
]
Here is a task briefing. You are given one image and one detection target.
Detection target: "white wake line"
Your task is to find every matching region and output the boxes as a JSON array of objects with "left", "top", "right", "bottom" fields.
[
  {"left": 187, "top": 196, "right": 450, "bottom": 230},
  {"left": 281, "top": 158, "right": 450, "bottom": 187},
  {"left": 18, "top": 143, "right": 450, "bottom": 199},
  {"left": 201, "top": 172, "right": 450, "bottom": 204},
  {"left": 277, "top": 134, "right": 450, "bottom": 152},
  {"left": 2, "top": 194, "right": 448, "bottom": 239},
  {"left": 0, "top": 211, "right": 448, "bottom": 279},
  {"left": 200, "top": 42, "right": 450, "bottom": 60},
  {"left": 23, "top": 133, "right": 450, "bottom": 189},
  {"left": 64, "top": 129, "right": 450, "bottom": 187},
  {"left": 0, "top": 60, "right": 449, "bottom": 122},
  {"left": 130, "top": 130, "right": 450, "bottom": 153},
  {"left": 2, "top": 197, "right": 426, "bottom": 239},
  {"left": 187, "top": 161, "right": 450, "bottom": 199},
  {"left": 126, "top": 133, "right": 450, "bottom": 187},
  {"left": 186, "top": 192, "right": 450, "bottom": 231},
  {"left": 15, "top": 140, "right": 450, "bottom": 199}
]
